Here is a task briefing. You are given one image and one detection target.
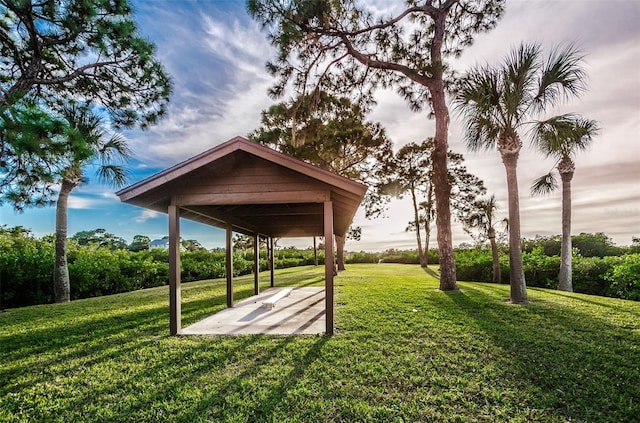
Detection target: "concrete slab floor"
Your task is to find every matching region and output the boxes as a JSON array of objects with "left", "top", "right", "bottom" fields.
[{"left": 181, "top": 287, "right": 326, "bottom": 335}]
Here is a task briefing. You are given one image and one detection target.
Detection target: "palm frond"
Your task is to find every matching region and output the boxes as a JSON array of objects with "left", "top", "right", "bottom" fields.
[
  {"left": 62, "top": 103, "right": 104, "bottom": 145},
  {"left": 502, "top": 43, "right": 540, "bottom": 122},
  {"left": 532, "top": 114, "right": 576, "bottom": 155},
  {"left": 460, "top": 194, "right": 500, "bottom": 235},
  {"left": 567, "top": 116, "right": 600, "bottom": 153},
  {"left": 453, "top": 66, "right": 503, "bottom": 152},
  {"left": 482, "top": 194, "right": 498, "bottom": 224},
  {"left": 62, "top": 102, "right": 132, "bottom": 187},
  {"left": 531, "top": 172, "right": 558, "bottom": 196},
  {"left": 501, "top": 217, "right": 509, "bottom": 232},
  {"left": 97, "top": 164, "right": 128, "bottom": 188},
  {"left": 532, "top": 113, "right": 599, "bottom": 157},
  {"left": 534, "top": 44, "right": 586, "bottom": 112},
  {"left": 98, "top": 133, "right": 132, "bottom": 163}
]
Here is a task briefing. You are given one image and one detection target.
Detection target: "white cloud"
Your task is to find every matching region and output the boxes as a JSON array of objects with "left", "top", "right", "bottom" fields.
[
  {"left": 201, "top": 15, "right": 272, "bottom": 78},
  {"left": 126, "top": 10, "right": 276, "bottom": 167},
  {"left": 67, "top": 196, "right": 101, "bottom": 210},
  {"left": 66, "top": 190, "right": 124, "bottom": 210},
  {"left": 135, "top": 209, "right": 162, "bottom": 223},
  {"left": 100, "top": 192, "right": 119, "bottom": 201}
]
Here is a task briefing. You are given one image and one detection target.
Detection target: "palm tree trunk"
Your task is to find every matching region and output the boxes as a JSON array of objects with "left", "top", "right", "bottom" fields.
[
  {"left": 54, "top": 179, "right": 78, "bottom": 303},
  {"left": 500, "top": 138, "right": 527, "bottom": 304},
  {"left": 335, "top": 235, "right": 346, "bottom": 271},
  {"left": 410, "top": 185, "right": 426, "bottom": 267},
  {"left": 488, "top": 227, "right": 500, "bottom": 284},
  {"left": 558, "top": 157, "right": 575, "bottom": 292},
  {"left": 431, "top": 80, "right": 457, "bottom": 290}
]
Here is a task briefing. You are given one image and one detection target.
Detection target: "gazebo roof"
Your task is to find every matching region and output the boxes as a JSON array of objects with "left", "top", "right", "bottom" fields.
[{"left": 116, "top": 136, "right": 368, "bottom": 238}]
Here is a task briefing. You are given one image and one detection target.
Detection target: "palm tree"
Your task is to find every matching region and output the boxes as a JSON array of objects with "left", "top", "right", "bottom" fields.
[
  {"left": 531, "top": 114, "right": 599, "bottom": 292},
  {"left": 461, "top": 195, "right": 505, "bottom": 284},
  {"left": 54, "top": 104, "right": 130, "bottom": 303},
  {"left": 454, "top": 43, "right": 587, "bottom": 304}
]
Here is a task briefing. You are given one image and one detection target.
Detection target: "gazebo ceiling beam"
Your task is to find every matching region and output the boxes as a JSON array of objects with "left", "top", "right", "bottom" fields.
[
  {"left": 180, "top": 206, "right": 262, "bottom": 236},
  {"left": 175, "top": 190, "right": 330, "bottom": 206},
  {"left": 272, "top": 228, "right": 324, "bottom": 238},
  {"left": 231, "top": 203, "right": 323, "bottom": 217}
]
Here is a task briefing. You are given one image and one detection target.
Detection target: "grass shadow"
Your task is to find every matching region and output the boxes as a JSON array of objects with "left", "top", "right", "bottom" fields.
[
  {"left": 0, "top": 267, "right": 332, "bottom": 421},
  {"left": 442, "top": 283, "right": 639, "bottom": 421},
  {"left": 421, "top": 265, "right": 441, "bottom": 280},
  {"left": 538, "top": 286, "right": 638, "bottom": 313}
]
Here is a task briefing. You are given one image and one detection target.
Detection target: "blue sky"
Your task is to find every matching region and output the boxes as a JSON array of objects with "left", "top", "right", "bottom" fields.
[{"left": 1, "top": 0, "right": 639, "bottom": 250}]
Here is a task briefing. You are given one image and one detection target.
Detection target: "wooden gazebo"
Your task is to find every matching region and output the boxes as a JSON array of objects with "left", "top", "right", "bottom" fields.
[{"left": 116, "top": 136, "right": 367, "bottom": 335}]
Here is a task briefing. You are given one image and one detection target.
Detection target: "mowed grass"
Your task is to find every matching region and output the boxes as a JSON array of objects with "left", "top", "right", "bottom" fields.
[{"left": 1, "top": 264, "right": 638, "bottom": 422}]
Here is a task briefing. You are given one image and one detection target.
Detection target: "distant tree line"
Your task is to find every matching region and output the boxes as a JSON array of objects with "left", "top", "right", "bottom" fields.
[{"left": 2, "top": 226, "right": 638, "bottom": 309}]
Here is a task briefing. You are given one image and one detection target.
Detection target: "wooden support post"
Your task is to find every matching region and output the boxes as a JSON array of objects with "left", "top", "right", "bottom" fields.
[
  {"left": 324, "top": 201, "right": 334, "bottom": 335},
  {"left": 226, "top": 222, "right": 233, "bottom": 308},
  {"left": 254, "top": 233, "right": 260, "bottom": 295},
  {"left": 313, "top": 236, "right": 318, "bottom": 266},
  {"left": 168, "top": 203, "right": 181, "bottom": 335},
  {"left": 269, "top": 237, "right": 275, "bottom": 288}
]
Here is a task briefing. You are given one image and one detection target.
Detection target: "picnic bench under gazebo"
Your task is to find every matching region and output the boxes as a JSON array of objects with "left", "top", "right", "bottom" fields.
[{"left": 116, "top": 136, "right": 367, "bottom": 335}]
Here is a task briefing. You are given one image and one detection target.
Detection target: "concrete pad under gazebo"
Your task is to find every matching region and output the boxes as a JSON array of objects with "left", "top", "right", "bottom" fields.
[
  {"left": 116, "top": 136, "right": 367, "bottom": 335},
  {"left": 182, "top": 287, "right": 326, "bottom": 335}
]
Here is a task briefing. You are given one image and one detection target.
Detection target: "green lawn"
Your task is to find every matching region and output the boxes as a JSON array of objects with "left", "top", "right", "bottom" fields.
[{"left": 1, "top": 264, "right": 638, "bottom": 422}]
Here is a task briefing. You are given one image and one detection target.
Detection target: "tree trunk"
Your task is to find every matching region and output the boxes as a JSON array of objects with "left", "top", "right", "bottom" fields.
[
  {"left": 54, "top": 179, "right": 78, "bottom": 303},
  {"left": 335, "top": 235, "right": 346, "bottom": 271},
  {"left": 424, "top": 223, "right": 431, "bottom": 267},
  {"left": 410, "top": 185, "right": 426, "bottom": 267},
  {"left": 558, "top": 157, "right": 575, "bottom": 292},
  {"left": 423, "top": 183, "right": 434, "bottom": 266},
  {"left": 431, "top": 78, "right": 457, "bottom": 290},
  {"left": 488, "top": 227, "right": 501, "bottom": 284},
  {"left": 499, "top": 131, "right": 527, "bottom": 304}
]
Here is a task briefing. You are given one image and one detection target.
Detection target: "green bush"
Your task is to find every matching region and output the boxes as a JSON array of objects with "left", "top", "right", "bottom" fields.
[
  {"left": 454, "top": 245, "right": 639, "bottom": 301},
  {"left": 603, "top": 254, "right": 640, "bottom": 301},
  {"left": 346, "top": 249, "right": 439, "bottom": 265},
  {"left": 455, "top": 248, "right": 496, "bottom": 282},
  {"left": 181, "top": 251, "right": 223, "bottom": 281},
  {"left": 231, "top": 255, "right": 253, "bottom": 277},
  {"left": 522, "top": 247, "right": 561, "bottom": 289},
  {"left": 347, "top": 251, "right": 380, "bottom": 263},
  {"left": 0, "top": 227, "right": 55, "bottom": 307},
  {"left": 571, "top": 256, "right": 617, "bottom": 296},
  {"left": 68, "top": 245, "right": 124, "bottom": 298},
  {"left": 119, "top": 252, "right": 168, "bottom": 290}
]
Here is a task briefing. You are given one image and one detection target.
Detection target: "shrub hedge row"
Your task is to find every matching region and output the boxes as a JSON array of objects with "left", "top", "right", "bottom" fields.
[
  {"left": 1, "top": 226, "right": 638, "bottom": 308},
  {"left": 454, "top": 247, "right": 640, "bottom": 301},
  {"left": 0, "top": 229, "right": 321, "bottom": 308}
]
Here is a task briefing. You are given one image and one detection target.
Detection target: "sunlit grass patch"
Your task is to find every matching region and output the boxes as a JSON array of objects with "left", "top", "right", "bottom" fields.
[{"left": 1, "top": 264, "right": 638, "bottom": 422}]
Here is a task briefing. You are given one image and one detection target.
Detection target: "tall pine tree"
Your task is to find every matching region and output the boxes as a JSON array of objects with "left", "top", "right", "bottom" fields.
[{"left": 248, "top": 0, "right": 505, "bottom": 290}]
